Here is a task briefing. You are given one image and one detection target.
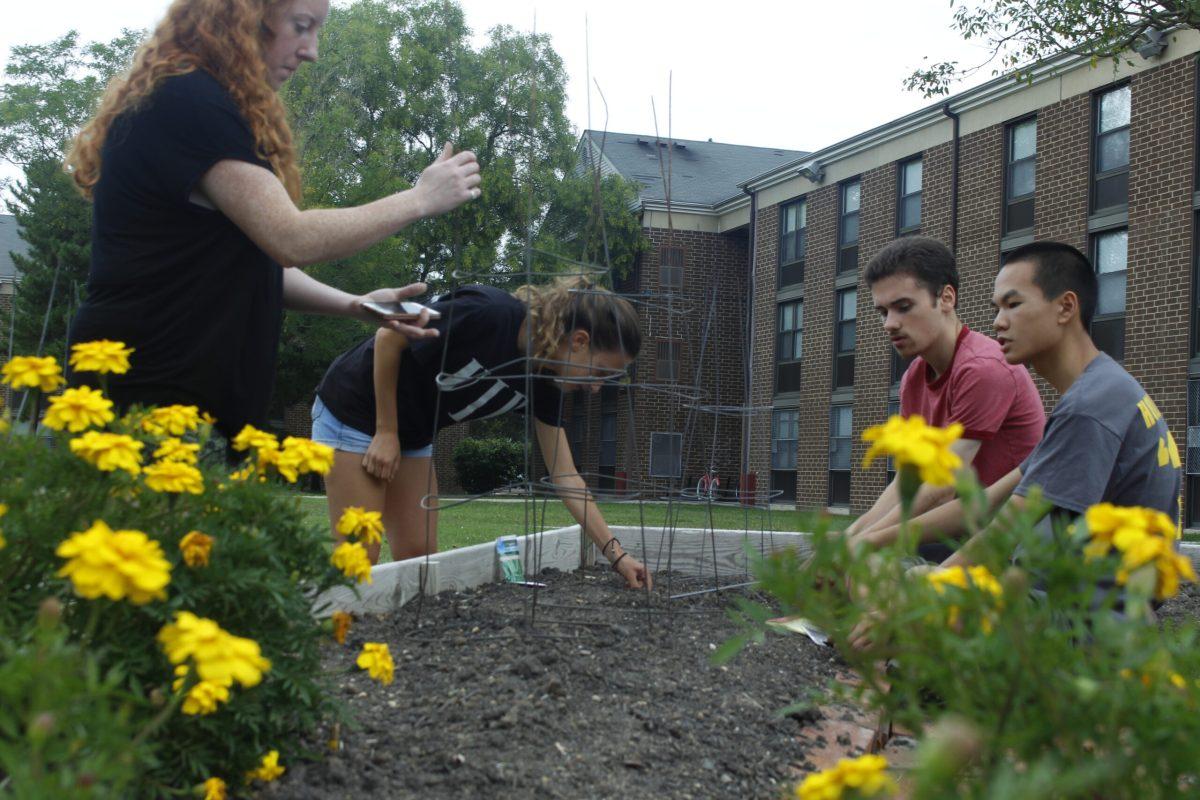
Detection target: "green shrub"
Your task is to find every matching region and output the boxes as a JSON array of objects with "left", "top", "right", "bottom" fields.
[
  {"left": 0, "top": 356, "right": 361, "bottom": 797},
  {"left": 724, "top": 425, "right": 1200, "bottom": 799},
  {"left": 0, "top": 599, "right": 146, "bottom": 799},
  {"left": 452, "top": 436, "right": 525, "bottom": 495}
]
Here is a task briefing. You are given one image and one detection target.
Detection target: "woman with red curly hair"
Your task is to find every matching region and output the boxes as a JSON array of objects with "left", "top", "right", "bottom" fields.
[{"left": 65, "top": 0, "right": 480, "bottom": 437}]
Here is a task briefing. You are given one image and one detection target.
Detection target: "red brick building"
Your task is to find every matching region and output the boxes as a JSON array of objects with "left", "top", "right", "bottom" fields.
[
  {"left": 566, "top": 133, "right": 806, "bottom": 499},
  {"left": 571, "top": 33, "right": 1200, "bottom": 524}
]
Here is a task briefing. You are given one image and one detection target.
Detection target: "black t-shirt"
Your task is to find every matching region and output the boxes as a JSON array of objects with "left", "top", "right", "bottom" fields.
[
  {"left": 316, "top": 285, "right": 564, "bottom": 446},
  {"left": 68, "top": 69, "right": 283, "bottom": 437}
]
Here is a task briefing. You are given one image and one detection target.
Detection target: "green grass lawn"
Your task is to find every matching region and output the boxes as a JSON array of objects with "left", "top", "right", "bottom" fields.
[
  {"left": 297, "top": 493, "right": 1200, "bottom": 561},
  {"left": 298, "top": 495, "right": 844, "bottom": 563}
]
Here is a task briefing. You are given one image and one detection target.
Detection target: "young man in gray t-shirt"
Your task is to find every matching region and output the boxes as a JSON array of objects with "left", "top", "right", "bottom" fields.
[
  {"left": 849, "top": 242, "right": 1180, "bottom": 647},
  {"left": 1014, "top": 351, "right": 1179, "bottom": 523}
]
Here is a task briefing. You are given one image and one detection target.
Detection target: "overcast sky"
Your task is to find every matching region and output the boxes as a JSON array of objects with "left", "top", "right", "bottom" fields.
[{"left": 1, "top": 0, "right": 995, "bottom": 181}]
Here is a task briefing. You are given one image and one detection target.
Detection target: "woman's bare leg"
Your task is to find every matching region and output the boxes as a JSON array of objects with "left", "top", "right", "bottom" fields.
[
  {"left": 383, "top": 456, "right": 439, "bottom": 560},
  {"left": 324, "top": 450, "right": 388, "bottom": 563}
]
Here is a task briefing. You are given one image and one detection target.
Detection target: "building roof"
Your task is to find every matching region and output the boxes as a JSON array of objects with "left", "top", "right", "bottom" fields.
[
  {"left": 579, "top": 131, "right": 808, "bottom": 210},
  {"left": 0, "top": 214, "right": 28, "bottom": 282},
  {"left": 738, "top": 33, "right": 1199, "bottom": 195}
]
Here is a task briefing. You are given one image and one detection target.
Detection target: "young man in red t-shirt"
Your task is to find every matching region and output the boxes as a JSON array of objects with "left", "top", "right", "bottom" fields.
[{"left": 844, "top": 237, "right": 1045, "bottom": 559}]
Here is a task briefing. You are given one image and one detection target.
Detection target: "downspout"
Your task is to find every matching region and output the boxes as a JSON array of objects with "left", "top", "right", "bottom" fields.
[
  {"left": 741, "top": 186, "right": 757, "bottom": 495},
  {"left": 941, "top": 102, "right": 960, "bottom": 252}
]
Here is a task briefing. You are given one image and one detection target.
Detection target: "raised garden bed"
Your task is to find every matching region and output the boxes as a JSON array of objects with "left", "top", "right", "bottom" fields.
[
  {"left": 267, "top": 530, "right": 1200, "bottom": 799},
  {"left": 272, "top": 564, "right": 841, "bottom": 799}
]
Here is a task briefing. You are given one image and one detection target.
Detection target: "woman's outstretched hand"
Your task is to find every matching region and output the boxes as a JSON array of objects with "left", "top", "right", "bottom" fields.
[
  {"left": 414, "top": 143, "right": 482, "bottom": 218},
  {"left": 615, "top": 554, "right": 653, "bottom": 590},
  {"left": 357, "top": 282, "right": 439, "bottom": 340}
]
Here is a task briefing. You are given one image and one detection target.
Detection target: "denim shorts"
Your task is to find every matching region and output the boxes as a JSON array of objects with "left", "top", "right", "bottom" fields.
[{"left": 310, "top": 396, "right": 434, "bottom": 458}]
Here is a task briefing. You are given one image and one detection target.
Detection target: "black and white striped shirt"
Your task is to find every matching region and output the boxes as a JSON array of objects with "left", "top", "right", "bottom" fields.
[{"left": 316, "top": 285, "right": 563, "bottom": 447}]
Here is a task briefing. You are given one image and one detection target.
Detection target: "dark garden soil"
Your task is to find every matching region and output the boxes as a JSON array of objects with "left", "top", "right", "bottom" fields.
[
  {"left": 1160, "top": 581, "right": 1200, "bottom": 626},
  {"left": 264, "top": 571, "right": 1200, "bottom": 800},
  {"left": 265, "top": 566, "right": 844, "bottom": 800}
]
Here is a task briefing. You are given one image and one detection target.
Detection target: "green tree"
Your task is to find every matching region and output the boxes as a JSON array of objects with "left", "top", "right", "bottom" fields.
[
  {"left": 523, "top": 170, "right": 649, "bottom": 283},
  {"left": 5, "top": 158, "right": 91, "bottom": 358},
  {"left": 0, "top": 29, "right": 141, "bottom": 180},
  {"left": 906, "top": 1, "right": 1199, "bottom": 97},
  {"left": 1, "top": 29, "right": 141, "bottom": 358}
]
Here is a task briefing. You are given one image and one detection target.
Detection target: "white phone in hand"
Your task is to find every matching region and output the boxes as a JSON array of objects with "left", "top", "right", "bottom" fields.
[{"left": 360, "top": 300, "right": 442, "bottom": 321}]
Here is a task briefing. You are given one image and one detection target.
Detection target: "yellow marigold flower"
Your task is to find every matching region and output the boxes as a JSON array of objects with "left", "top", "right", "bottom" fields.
[
  {"left": 69, "top": 340, "right": 134, "bottom": 375},
  {"left": 157, "top": 611, "right": 271, "bottom": 689},
  {"left": 179, "top": 531, "right": 214, "bottom": 567},
  {"left": 142, "top": 405, "right": 202, "bottom": 437},
  {"left": 796, "top": 769, "right": 840, "bottom": 800},
  {"left": 232, "top": 424, "right": 279, "bottom": 453},
  {"left": 1084, "top": 503, "right": 1178, "bottom": 554},
  {"left": 356, "top": 642, "right": 395, "bottom": 685},
  {"left": 796, "top": 754, "right": 895, "bottom": 800},
  {"left": 245, "top": 750, "right": 285, "bottom": 783},
  {"left": 154, "top": 437, "right": 200, "bottom": 464},
  {"left": 172, "top": 663, "right": 189, "bottom": 691},
  {"left": 1, "top": 355, "right": 64, "bottom": 393},
  {"left": 331, "top": 541, "right": 372, "bottom": 584},
  {"left": 255, "top": 443, "right": 280, "bottom": 471},
  {"left": 1084, "top": 503, "right": 1196, "bottom": 600},
  {"left": 42, "top": 386, "right": 115, "bottom": 433},
  {"left": 70, "top": 431, "right": 144, "bottom": 475},
  {"left": 55, "top": 520, "right": 171, "bottom": 604},
  {"left": 927, "top": 565, "right": 1004, "bottom": 633},
  {"left": 228, "top": 465, "right": 255, "bottom": 482},
  {"left": 838, "top": 754, "right": 896, "bottom": 796},
  {"left": 202, "top": 777, "right": 227, "bottom": 800},
  {"left": 336, "top": 506, "right": 384, "bottom": 545},
  {"left": 1171, "top": 672, "right": 1188, "bottom": 690},
  {"left": 0, "top": 503, "right": 7, "bottom": 551},
  {"left": 173, "top": 666, "right": 230, "bottom": 715},
  {"left": 862, "top": 414, "right": 963, "bottom": 487},
  {"left": 144, "top": 460, "right": 204, "bottom": 494},
  {"left": 231, "top": 425, "right": 282, "bottom": 473},
  {"left": 332, "top": 611, "right": 352, "bottom": 645},
  {"left": 927, "top": 565, "right": 1003, "bottom": 596},
  {"left": 274, "top": 437, "right": 334, "bottom": 483},
  {"left": 183, "top": 681, "right": 229, "bottom": 715}
]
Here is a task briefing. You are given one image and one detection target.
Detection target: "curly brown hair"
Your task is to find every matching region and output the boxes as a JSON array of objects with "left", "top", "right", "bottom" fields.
[
  {"left": 513, "top": 276, "right": 641, "bottom": 363},
  {"left": 65, "top": 0, "right": 301, "bottom": 201}
]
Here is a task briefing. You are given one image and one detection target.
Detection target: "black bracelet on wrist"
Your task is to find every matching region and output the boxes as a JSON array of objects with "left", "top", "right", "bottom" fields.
[
  {"left": 611, "top": 552, "right": 630, "bottom": 572},
  {"left": 601, "top": 537, "right": 621, "bottom": 557}
]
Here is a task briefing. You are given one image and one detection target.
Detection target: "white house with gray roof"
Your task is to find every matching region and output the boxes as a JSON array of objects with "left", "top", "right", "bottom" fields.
[{"left": 0, "top": 214, "right": 27, "bottom": 297}]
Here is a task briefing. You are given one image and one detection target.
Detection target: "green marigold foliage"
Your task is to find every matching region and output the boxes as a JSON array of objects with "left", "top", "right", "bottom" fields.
[
  {"left": 724, "top": 473, "right": 1200, "bottom": 799},
  {"left": 0, "top": 413, "right": 355, "bottom": 796},
  {"left": 452, "top": 436, "right": 525, "bottom": 495},
  {"left": 0, "top": 600, "right": 146, "bottom": 798}
]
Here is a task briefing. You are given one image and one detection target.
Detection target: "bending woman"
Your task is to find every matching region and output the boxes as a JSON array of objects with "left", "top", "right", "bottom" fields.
[
  {"left": 64, "top": 0, "right": 479, "bottom": 436},
  {"left": 314, "top": 277, "right": 653, "bottom": 589}
]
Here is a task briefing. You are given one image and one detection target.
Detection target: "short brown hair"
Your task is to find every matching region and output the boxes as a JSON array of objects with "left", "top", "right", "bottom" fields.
[{"left": 865, "top": 237, "right": 959, "bottom": 307}]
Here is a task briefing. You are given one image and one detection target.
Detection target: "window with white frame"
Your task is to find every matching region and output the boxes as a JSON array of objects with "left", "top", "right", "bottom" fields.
[{"left": 898, "top": 158, "right": 922, "bottom": 234}]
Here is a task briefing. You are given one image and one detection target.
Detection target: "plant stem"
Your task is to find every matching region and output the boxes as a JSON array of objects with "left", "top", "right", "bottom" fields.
[
  {"left": 29, "top": 392, "right": 41, "bottom": 433},
  {"left": 81, "top": 602, "right": 102, "bottom": 646},
  {"left": 129, "top": 686, "right": 184, "bottom": 751}
]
